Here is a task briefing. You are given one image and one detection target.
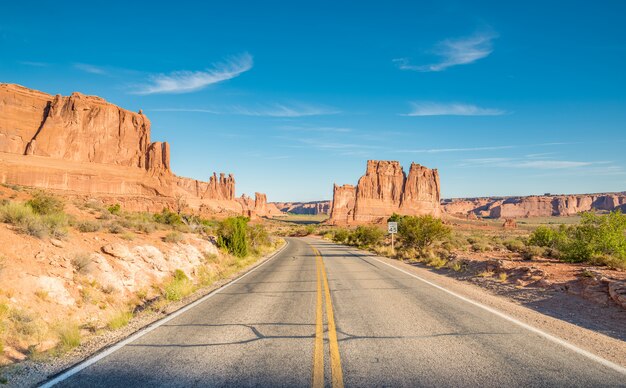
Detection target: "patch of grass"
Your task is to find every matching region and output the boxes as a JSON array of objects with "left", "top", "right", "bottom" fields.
[
  {"left": 498, "top": 273, "right": 508, "bottom": 283},
  {"left": 106, "top": 309, "right": 133, "bottom": 330},
  {"left": 163, "top": 231, "right": 183, "bottom": 243},
  {"left": 448, "top": 260, "right": 464, "bottom": 272},
  {"left": 120, "top": 231, "right": 135, "bottom": 241},
  {"left": 34, "top": 289, "right": 49, "bottom": 301},
  {"left": 478, "top": 270, "right": 495, "bottom": 278},
  {"left": 55, "top": 322, "right": 81, "bottom": 353},
  {"left": 0, "top": 201, "right": 68, "bottom": 238},
  {"left": 163, "top": 269, "right": 194, "bottom": 301},
  {"left": 521, "top": 245, "right": 545, "bottom": 260}
]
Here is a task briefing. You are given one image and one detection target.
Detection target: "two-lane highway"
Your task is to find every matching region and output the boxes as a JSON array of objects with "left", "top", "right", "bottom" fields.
[{"left": 47, "top": 238, "right": 626, "bottom": 387}]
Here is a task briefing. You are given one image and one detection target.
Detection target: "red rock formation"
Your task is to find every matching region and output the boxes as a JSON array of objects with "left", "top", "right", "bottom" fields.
[
  {"left": 0, "top": 83, "right": 270, "bottom": 217},
  {"left": 329, "top": 184, "right": 357, "bottom": 224},
  {"left": 503, "top": 218, "right": 517, "bottom": 229},
  {"left": 273, "top": 201, "right": 331, "bottom": 215},
  {"left": 443, "top": 193, "right": 626, "bottom": 219},
  {"left": 329, "top": 160, "right": 441, "bottom": 224}
]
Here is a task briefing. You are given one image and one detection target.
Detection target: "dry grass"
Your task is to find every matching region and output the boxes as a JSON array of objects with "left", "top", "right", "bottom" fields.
[
  {"left": 106, "top": 309, "right": 133, "bottom": 330},
  {"left": 478, "top": 270, "right": 495, "bottom": 278}
]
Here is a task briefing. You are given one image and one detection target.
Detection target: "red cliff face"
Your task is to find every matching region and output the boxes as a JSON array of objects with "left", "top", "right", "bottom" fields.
[
  {"left": 0, "top": 83, "right": 270, "bottom": 217},
  {"left": 329, "top": 160, "right": 441, "bottom": 224},
  {"left": 443, "top": 193, "right": 626, "bottom": 219}
]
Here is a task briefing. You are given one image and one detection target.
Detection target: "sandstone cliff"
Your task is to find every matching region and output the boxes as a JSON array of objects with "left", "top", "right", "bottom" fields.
[
  {"left": 328, "top": 160, "right": 441, "bottom": 224},
  {"left": 273, "top": 201, "right": 331, "bottom": 215},
  {"left": 0, "top": 84, "right": 272, "bottom": 217},
  {"left": 442, "top": 193, "right": 626, "bottom": 219}
]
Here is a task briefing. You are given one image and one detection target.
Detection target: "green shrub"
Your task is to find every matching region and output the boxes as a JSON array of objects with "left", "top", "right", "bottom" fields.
[
  {"left": 521, "top": 245, "right": 546, "bottom": 260},
  {"left": 26, "top": 191, "right": 64, "bottom": 215},
  {"left": 107, "top": 203, "right": 121, "bottom": 215},
  {"left": 529, "top": 226, "right": 564, "bottom": 248},
  {"left": 217, "top": 217, "right": 249, "bottom": 258},
  {"left": 561, "top": 211, "right": 626, "bottom": 263},
  {"left": 332, "top": 229, "right": 349, "bottom": 244},
  {"left": 347, "top": 225, "right": 384, "bottom": 248},
  {"left": 153, "top": 208, "right": 182, "bottom": 226},
  {"left": 504, "top": 238, "right": 526, "bottom": 252},
  {"left": 0, "top": 201, "right": 33, "bottom": 224},
  {"left": 76, "top": 220, "right": 102, "bottom": 233},
  {"left": 397, "top": 215, "right": 451, "bottom": 257},
  {"left": 107, "top": 309, "right": 133, "bottom": 330},
  {"left": 0, "top": 201, "right": 68, "bottom": 238},
  {"left": 248, "top": 224, "right": 270, "bottom": 250},
  {"left": 56, "top": 323, "right": 81, "bottom": 352},
  {"left": 163, "top": 231, "right": 183, "bottom": 243},
  {"left": 163, "top": 269, "right": 194, "bottom": 301}
]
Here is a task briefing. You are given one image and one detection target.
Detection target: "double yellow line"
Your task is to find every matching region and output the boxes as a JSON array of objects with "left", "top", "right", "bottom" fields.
[{"left": 311, "top": 246, "right": 344, "bottom": 388}]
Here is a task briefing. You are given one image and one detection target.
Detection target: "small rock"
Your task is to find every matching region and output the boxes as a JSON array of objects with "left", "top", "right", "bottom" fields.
[
  {"left": 608, "top": 281, "right": 626, "bottom": 309},
  {"left": 101, "top": 243, "right": 131, "bottom": 259},
  {"left": 50, "top": 238, "right": 64, "bottom": 248}
]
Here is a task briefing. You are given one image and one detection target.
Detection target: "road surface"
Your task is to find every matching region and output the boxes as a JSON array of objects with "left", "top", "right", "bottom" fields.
[{"left": 47, "top": 238, "right": 625, "bottom": 387}]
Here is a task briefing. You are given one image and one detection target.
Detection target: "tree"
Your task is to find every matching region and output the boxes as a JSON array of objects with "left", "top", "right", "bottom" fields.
[{"left": 217, "top": 216, "right": 249, "bottom": 257}]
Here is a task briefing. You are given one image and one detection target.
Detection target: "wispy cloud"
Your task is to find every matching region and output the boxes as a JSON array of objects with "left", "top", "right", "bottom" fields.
[
  {"left": 398, "top": 146, "right": 514, "bottom": 154},
  {"left": 394, "top": 31, "right": 497, "bottom": 72},
  {"left": 74, "top": 63, "right": 108, "bottom": 75},
  {"left": 277, "top": 125, "right": 351, "bottom": 133},
  {"left": 231, "top": 103, "right": 339, "bottom": 117},
  {"left": 403, "top": 102, "right": 505, "bottom": 116},
  {"left": 19, "top": 61, "right": 49, "bottom": 67},
  {"left": 132, "top": 53, "right": 253, "bottom": 95},
  {"left": 460, "top": 157, "right": 601, "bottom": 170},
  {"left": 148, "top": 102, "right": 339, "bottom": 117}
]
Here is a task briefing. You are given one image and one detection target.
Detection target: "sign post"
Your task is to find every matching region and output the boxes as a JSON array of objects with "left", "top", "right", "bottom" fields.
[{"left": 388, "top": 222, "right": 398, "bottom": 254}]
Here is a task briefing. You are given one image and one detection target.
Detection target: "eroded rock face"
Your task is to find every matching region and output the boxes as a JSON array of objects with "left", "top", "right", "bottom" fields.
[
  {"left": 273, "top": 201, "right": 331, "bottom": 215},
  {"left": 329, "top": 160, "right": 441, "bottom": 224},
  {"left": 442, "top": 193, "right": 626, "bottom": 219},
  {"left": 0, "top": 83, "right": 273, "bottom": 217}
]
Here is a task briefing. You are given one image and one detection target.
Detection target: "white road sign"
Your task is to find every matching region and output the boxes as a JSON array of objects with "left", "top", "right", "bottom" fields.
[{"left": 388, "top": 222, "right": 398, "bottom": 234}]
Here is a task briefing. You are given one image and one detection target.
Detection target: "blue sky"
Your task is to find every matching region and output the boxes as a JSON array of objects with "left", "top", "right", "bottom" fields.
[{"left": 1, "top": 1, "right": 625, "bottom": 202}]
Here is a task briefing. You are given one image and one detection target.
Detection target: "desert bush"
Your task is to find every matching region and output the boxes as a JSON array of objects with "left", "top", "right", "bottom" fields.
[
  {"left": 107, "top": 203, "right": 121, "bottom": 215},
  {"left": 248, "top": 224, "right": 270, "bottom": 251},
  {"left": 26, "top": 191, "right": 64, "bottom": 215},
  {"left": 163, "top": 231, "right": 183, "bottom": 243},
  {"left": 108, "top": 222, "right": 125, "bottom": 234},
  {"left": 0, "top": 201, "right": 33, "bottom": 224},
  {"left": 163, "top": 269, "right": 194, "bottom": 301},
  {"left": 332, "top": 229, "right": 350, "bottom": 244},
  {"left": 397, "top": 215, "right": 451, "bottom": 257},
  {"left": 521, "top": 245, "right": 546, "bottom": 260},
  {"left": 528, "top": 211, "right": 626, "bottom": 267},
  {"left": 0, "top": 201, "right": 68, "bottom": 238},
  {"left": 122, "top": 212, "right": 157, "bottom": 234},
  {"left": 71, "top": 253, "right": 94, "bottom": 274},
  {"left": 76, "top": 219, "right": 102, "bottom": 233},
  {"left": 347, "top": 226, "right": 385, "bottom": 248},
  {"left": 153, "top": 208, "right": 183, "bottom": 226},
  {"left": 217, "top": 217, "right": 249, "bottom": 258},
  {"left": 471, "top": 242, "right": 491, "bottom": 252},
  {"left": 504, "top": 238, "right": 526, "bottom": 252}
]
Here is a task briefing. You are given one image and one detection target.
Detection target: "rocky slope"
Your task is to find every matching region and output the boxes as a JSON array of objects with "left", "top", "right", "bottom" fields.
[
  {"left": 0, "top": 84, "right": 271, "bottom": 217},
  {"left": 328, "top": 160, "right": 440, "bottom": 224},
  {"left": 443, "top": 193, "right": 626, "bottom": 219},
  {"left": 273, "top": 201, "right": 331, "bottom": 215}
]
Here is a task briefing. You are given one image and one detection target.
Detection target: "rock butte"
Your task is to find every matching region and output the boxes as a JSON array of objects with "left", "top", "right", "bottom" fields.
[
  {"left": 328, "top": 160, "right": 441, "bottom": 224},
  {"left": 0, "top": 83, "right": 280, "bottom": 217},
  {"left": 442, "top": 193, "right": 626, "bottom": 219}
]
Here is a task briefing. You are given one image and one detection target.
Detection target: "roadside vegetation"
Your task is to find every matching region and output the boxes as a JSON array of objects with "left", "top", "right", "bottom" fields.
[{"left": 323, "top": 210, "right": 626, "bottom": 270}]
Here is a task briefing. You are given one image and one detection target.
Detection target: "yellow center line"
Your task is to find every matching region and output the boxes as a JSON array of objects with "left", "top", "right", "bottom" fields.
[
  {"left": 312, "top": 247, "right": 325, "bottom": 388},
  {"left": 311, "top": 245, "right": 345, "bottom": 388}
]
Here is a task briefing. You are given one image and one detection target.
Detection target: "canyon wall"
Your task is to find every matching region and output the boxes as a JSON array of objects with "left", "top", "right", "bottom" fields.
[
  {"left": 273, "top": 201, "right": 331, "bottom": 215},
  {"left": 328, "top": 160, "right": 440, "bottom": 224},
  {"left": 0, "top": 84, "right": 272, "bottom": 217},
  {"left": 442, "top": 193, "right": 626, "bottom": 219}
]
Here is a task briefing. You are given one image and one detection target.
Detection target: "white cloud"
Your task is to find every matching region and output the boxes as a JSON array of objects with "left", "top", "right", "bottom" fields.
[
  {"left": 461, "top": 157, "right": 599, "bottom": 169},
  {"left": 394, "top": 31, "right": 497, "bottom": 72},
  {"left": 404, "top": 102, "right": 505, "bottom": 116},
  {"left": 231, "top": 103, "right": 339, "bottom": 117},
  {"left": 399, "top": 146, "right": 514, "bottom": 154},
  {"left": 148, "top": 103, "right": 338, "bottom": 117},
  {"left": 132, "top": 53, "right": 253, "bottom": 95},
  {"left": 74, "top": 63, "right": 108, "bottom": 75}
]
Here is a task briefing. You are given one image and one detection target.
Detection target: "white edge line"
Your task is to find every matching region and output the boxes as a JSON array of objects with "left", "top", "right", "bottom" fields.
[
  {"left": 39, "top": 240, "right": 290, "bottom": 388},
  {"left": 360, "top": 251, "right": 626, "bottom": 376}
]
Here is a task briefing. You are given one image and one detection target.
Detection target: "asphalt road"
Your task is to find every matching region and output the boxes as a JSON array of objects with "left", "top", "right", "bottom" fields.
[{"left": 48, "top": 238, "right": 625, "bottom": 387}]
